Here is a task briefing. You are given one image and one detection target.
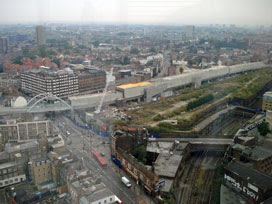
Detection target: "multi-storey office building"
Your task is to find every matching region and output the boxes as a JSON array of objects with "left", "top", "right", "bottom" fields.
[
  {"left": 78, "top": 69, "right": 106, "bottom": 94},
  {"left": 21, "top": 67, "right": 79, "bottom": 98}
]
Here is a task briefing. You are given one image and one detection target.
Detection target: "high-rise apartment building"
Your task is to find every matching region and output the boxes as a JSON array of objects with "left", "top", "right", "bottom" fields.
[
  {"left": 186, "top": 25, "right": 195, "bottom": 39},
  {"left": 36, "top": 26, "right": 46, "bottom": 45},
  {"left": 0, "top": 37, "right": 9, "bottom": 54}
]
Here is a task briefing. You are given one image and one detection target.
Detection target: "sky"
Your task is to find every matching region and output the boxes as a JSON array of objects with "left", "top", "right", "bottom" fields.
[{"left": 0, "top": 0, "right": 272, "bottom": 26}]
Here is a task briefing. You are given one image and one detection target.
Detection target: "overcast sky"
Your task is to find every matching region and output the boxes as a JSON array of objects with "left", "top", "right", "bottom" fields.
[{"left": 0, "top": 0, "right": 271, "bottom": 26}]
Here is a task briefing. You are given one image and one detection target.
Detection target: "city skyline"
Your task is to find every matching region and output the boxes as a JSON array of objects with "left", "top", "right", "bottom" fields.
[{"left": 0, "top": 0, "right": 272, "bottom": 26}]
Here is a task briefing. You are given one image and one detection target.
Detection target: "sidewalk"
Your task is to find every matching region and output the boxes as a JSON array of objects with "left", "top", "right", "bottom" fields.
[{"left": 111, "top": 163, "right": 156, "bottom": 204}]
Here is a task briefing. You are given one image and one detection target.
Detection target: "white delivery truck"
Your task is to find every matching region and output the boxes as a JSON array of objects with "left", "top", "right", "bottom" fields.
[{"left": 121, "top": 176, "right": 131, "bottom": 188}]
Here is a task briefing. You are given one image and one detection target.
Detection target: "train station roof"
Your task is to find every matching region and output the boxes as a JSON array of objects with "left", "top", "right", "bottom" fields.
[{"left": 116, "top": 82, "right": 152, "bottom": 90}]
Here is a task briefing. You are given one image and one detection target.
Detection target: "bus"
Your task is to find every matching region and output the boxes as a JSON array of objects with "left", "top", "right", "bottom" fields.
[{"left": 92, "top": 151, "right": 107, "bottom": 168}]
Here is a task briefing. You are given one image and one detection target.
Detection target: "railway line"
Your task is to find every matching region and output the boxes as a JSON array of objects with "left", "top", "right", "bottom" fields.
[{"left": 178, "top": 151, "right": 223, "bottom": 204}]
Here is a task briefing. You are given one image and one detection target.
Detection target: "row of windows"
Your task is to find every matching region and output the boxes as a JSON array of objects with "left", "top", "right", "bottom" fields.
[
  {"left": 98, "top": 197, "right": 113, "bottom": 204},
  {"left": 0, "top": 176, "right": 25, "bottom": 186},
  {"left": 37, "top": 166, "right": 51, "bottom": 171},
  {"left": 121, "top": 158, "right": 150, "bottom": 185}
]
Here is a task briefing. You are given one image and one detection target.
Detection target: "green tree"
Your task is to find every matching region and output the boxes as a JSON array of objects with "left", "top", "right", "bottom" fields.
[
  {"left": 94, "top": 40, "right": 100, "bottom": 48},
  {"left": 150, "top": 47, "right": 156, "bottom": 52},
  {"left": 122, "top": 56, "right": 130, "bottom": 65},
  {"left": 39, "top": 45, "right": 47, "bottom": 58},
  {"left": 52, "top": 58, "right": 61, "bottom": 68},
  {"left": 132, "top": 145, "right": 147, "bottom": 164},
  {"left": 257, "top": 121, "right": 270, "bottom": 136},
  {"left": 130, "top": 47, "right": 139, "bottom": 54},
  {"left": 12, "top": 56, "right": 23, "bottom": 65}
]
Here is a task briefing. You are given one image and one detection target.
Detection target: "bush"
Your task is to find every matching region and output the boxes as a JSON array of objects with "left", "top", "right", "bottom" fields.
[
  {"left": 257, "top": 121, "right": 270, "bottom": 136},
  {"left": 132, "top": 145, "right": 147, "bottom": 164},
  {"left": 187, "top": 94, "right": 214, "bottom": 111},
  {"left": 153, "top": 114, "right": 165, "bottom": 121}
]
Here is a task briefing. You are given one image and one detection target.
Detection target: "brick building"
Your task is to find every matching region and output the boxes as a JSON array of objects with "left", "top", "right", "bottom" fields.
[
  {"left": 224, "top": 162, "right": 272, "bottom": 204},
  {"left": 228, "top": 144, "right": 272, "bottom": 176},
  {"left": 78, "top": 69, "right": 106, "bottom": 94},
  {"left": 30, "top": 156, "right": 52, "bottom": 187}
]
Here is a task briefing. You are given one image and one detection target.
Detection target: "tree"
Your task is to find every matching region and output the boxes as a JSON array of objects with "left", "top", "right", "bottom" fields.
[
  {"left": 130, "top": 47, "right": 139, "bottom": 54},
  {"left": 132, "top": 145, "right": 147, "bottom": 164},
  {"left": 257, "top": 121, "right": 270, "bottom": 136},
  {"left": 12, "top": 56, "right": 23, "bottom": 65},
  {"left": 150, "top": 47, "right": 156, "bottom": 52},
  {"left": 93, "top": 40, "right": 100, "bottom": 48},
  {"left": 52, "top": 58, "right": 61, "bottom": 68},
  {"left": 39, "top": 45, "right": 47, "bottom": 58},
  {"left": 122, "top": 56, "right": 130, "bottom": 65}
]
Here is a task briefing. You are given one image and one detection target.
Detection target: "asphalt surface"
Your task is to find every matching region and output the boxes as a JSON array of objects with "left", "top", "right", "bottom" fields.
[{"left": 53, "top": 115, "right": 139, "bottom": 204}]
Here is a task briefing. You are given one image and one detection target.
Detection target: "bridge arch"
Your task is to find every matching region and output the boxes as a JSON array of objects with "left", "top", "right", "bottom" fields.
[{"left": 27, "top": 93, "right": 73, "bottom": 113}]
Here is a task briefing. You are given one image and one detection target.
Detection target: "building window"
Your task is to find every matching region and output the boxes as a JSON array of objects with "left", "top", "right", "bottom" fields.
[
  {"left": 134, "top": 169, "right": 137, "bottom": 175},
  {"left": 110, "top": 198, "right": 112, "bottom": 201},
  {"left": 104, "top": 200, "right": 107, "bottom": 203}
]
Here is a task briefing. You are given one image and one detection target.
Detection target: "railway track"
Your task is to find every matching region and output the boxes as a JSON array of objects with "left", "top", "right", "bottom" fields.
[{"left": 178, "top": 151, "right": 223, "bottom": 204}]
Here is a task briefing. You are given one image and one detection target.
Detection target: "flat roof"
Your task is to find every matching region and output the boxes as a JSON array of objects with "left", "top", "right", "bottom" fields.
[
  {"left": 154, "top": 152, "right": 183, "bottom": 178},
  {"left": 225, "top": 162, "right": 272, "bottom": 191},
  {"left": 0, "top": 161, "right": 16, "bottom": 170},
  {"left": 6, "top": 141, "right": 39, "bottom": 153},
  {"left": 116, "top": 82, "right": 152, "bottom": 89}
]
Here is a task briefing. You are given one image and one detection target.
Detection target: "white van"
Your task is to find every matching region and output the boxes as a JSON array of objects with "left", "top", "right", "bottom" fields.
[{"left": 121, "top": 177, "right": 131, "bottom": 188}]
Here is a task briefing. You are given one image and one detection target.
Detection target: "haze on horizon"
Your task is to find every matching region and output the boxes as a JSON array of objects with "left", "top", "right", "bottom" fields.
[{"left": 0, "top": 0, "right": 272, "bottom": 26}]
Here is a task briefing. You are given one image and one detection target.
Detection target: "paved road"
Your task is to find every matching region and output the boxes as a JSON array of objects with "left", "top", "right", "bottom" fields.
[{"left": 53, "top": 115, "right": 138, "bottom": 204}]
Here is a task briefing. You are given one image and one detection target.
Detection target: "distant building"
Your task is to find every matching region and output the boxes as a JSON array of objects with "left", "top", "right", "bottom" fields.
[
  {"left": 186, "top": 25, "right": 195, "bottom": 39},
  {"left": 0, "top": 37, "right": 9, "bottom": 54},
  {"left": 36, "top": 26, "right": 46, "bottom": 45},
  {"left": 0, "top": 119, "right": 50, "bottom": 143},
  {"left": 21, "top": 67, "right": 79, "bottom": 97},
  {"left": 262, "top": 92, "right": 272, "bottom": 111}
]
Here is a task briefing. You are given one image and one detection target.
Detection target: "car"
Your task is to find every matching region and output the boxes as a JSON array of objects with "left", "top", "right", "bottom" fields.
[
  {"left": 66, "top": 131, "right": 71, "bottom": 136},
  {"left": 121, "top": 177, "right": 131, "bottom": 188}
]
